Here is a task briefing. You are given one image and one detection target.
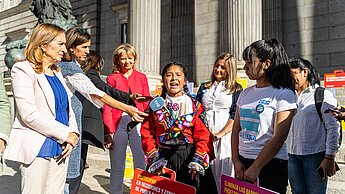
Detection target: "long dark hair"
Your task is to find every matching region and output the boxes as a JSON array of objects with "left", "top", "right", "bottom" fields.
[
  {"left": 289, "top": 57, "right": 320, "bottom": 87},
  {"left": 242, "top": 39, "right": 294, "bottom": 90},
  {"left": 80, "top": 50, "right": 104, "bottom": 74},
  {"left": 160, "top": 61, "right": 191, "bottom": 99}
]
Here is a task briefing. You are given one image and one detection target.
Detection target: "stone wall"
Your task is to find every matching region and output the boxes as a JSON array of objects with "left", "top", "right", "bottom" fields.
[
  {"left": 0, "top": 1, "right": 36, "bottom": 73},
  {"left": 282, "top": 0, "right": 345, "bottom": 76},
  {"left": 281, "top": 0, "right": 345, "bottom": 104},
  {"left": 194, "top": 0, "right": 219, "bottom": 86}
]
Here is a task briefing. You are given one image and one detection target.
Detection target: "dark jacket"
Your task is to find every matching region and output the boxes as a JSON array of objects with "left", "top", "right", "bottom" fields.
[{"left": 81, "top": 69, "right": 131, "bottom": 149}]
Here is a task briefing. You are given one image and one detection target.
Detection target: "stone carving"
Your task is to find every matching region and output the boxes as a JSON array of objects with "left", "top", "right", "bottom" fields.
[
  {"left": 4, "top": 0, "right": 78, "bottom": 70},
  {"left": 29, "top": 0, "right": 77, "bottom": 30},
  {"left": 4, "top": 40, "right": 27, "bottom": 70}
]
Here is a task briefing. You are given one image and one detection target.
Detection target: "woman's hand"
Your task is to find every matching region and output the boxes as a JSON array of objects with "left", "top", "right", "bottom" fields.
[
  {"left": 104, "top": 134, "right": 113, "bottom": 150},
  {"left": 233, "top": 157, "right": 245, "bottom": 180},
  {"left": 125, "top": 106, "right": 148, "bottom": 122},
  {"left": 244, "top": 165, "right": 260, "bottom": 183},
  {"left": 212, "top": 132, "right": 224, "bottom": 141},
  {"left": 318, "top": 157, "right": 337, "bottom": 178},
  {"left": 130, "top": 93, "right": 152, "bottom": 102},
  {"left": 66, "top": 132, "right": 79, "bottom": 148},
  {"left": 0, "top": 138, "right": 5, "bottom": 155},
  {"left": 61, "top": 143, "right": 74, "bottom": 158},
  {"left": 335, "top": 106, "right": 345, "bottom": 120}
]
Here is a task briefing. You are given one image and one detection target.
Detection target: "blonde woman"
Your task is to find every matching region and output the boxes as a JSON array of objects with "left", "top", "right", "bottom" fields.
[
  {"left": 4, "top": 23, "right": 79, "bottom": 194},
  {"left": 58, "top": 28, "right": 147, "bottom": 194},
  {"left": 196, "top": 53, "right": 242, "bottom": 193},
  {"left": 103, "top": 43, "right": 149, "bottom": 194}
]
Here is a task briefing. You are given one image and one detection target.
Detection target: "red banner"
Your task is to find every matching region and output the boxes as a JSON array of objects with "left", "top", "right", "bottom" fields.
[
  {"left": 130, "top": 168, "right": 196, "bottom": 194},
  {"left": 324, "top": 70, "right": 345, "bottom": 88},
  {"left": 221, "top": 174, "right": 278, "bottom": 194}
]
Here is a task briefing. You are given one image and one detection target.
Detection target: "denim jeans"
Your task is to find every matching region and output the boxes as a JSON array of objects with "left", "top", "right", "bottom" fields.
[{"left": 288, "top": 152, "right": 327, "bottom": 194}]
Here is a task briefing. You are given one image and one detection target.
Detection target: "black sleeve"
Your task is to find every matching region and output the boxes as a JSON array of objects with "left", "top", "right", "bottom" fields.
[
  {"left": 86, "top": 71, "right": 131, "bottom": 104},
  {"left": 195, "top": 83, "right": 206, "bottom": 103},
  {"left": 229, "top": 89, "right": 242, "bottom": 120}
]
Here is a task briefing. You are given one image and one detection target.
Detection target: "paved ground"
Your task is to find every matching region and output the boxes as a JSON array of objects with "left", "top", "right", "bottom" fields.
[
  {"left": 1, "top": 145, "right": 345, "bottom": 194},
  {"left": 0, "top": 159, "right": 131, "bottom": 194}
]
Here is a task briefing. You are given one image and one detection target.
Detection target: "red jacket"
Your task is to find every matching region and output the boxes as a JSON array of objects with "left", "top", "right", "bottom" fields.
[
  {"left": 140, "top": 96, "right": 214, "bottom": 158},
  {"left": 103, "top": 70, "right": 150, "bottom": 134}
]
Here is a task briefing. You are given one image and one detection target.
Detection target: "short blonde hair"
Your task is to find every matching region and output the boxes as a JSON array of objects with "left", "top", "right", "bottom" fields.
[
  {"left": 25, "top": 23, "right": 65, "bottom": 73},
  {"left": 112, "top": 43, "right": 137, "bottom": 73}
]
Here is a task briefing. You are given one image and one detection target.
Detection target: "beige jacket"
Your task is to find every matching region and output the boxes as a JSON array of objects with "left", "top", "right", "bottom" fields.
[{"left": 3, "top": 61, "right": 79, "bottom": 164}]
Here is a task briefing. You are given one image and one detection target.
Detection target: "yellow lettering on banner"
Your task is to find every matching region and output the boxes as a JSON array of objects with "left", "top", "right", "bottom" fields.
[
  {"left": 138, "top": 174, "right": 157, "bottom": 184},
  {"left": 228, "top": 182, "right": 239, "bottom": 191},
  {"left": 239, "top": 186, "right": 245, "bottom": 193},
  {"left": 245, "top": 188, "right": 258, "bottom": 194}
]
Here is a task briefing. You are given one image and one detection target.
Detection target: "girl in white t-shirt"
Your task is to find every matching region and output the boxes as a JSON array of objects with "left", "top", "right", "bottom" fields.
[{"left": 231, "top": 39, "right": 297, "bottom": 194}]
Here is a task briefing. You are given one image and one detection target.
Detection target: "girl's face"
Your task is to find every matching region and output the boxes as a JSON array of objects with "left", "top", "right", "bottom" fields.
[
  {"left": 118, "top": 52, "right": 135, "bottom": 73},
  {"left": 163, "top": 65, "right": 186, "bottom": 97},
  {"left": 70, "top": 40, "right": 91, "bottom": 61},
  {"left": 213, "top": 59, "right": 227, "bottom": 82},
  {"left": 243, "top": 50, "right": 267, "bottom": 80},
  {"left": 291, "top": 68, "right": 308, "bottom": 90}
]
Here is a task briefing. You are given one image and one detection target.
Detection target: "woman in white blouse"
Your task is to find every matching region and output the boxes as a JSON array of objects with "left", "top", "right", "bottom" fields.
[
  {"left": 288, "top": 57, "right": 340, "bottom": 194},
  {"left": 58, "top": 27, "right": 147, "bottom": 194},
  {"left": 196, "top": 53, "right": 242, "bottom": 193}
]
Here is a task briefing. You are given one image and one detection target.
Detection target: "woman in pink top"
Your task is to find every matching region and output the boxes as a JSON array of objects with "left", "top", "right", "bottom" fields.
[{"left": 103, "top": 43, "right": 150, "bottom": 194}]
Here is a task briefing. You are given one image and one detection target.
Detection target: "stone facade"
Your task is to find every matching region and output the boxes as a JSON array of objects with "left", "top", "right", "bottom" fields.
[
  {"left": 0, "top": 0, "right": 36, "bottom": 73},
  {"left": 1, "top": 0, "right": 345, "bottom": 93}
]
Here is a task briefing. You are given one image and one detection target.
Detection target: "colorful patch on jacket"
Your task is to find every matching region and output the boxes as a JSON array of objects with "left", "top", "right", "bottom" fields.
[{"left": 154, "top": 105, "right": 197, "bottom": 144}]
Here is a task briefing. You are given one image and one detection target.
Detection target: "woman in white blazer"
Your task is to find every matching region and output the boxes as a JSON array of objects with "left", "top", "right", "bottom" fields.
[{"left": 3, "top": 23, "right": 79, "bottom": 194}]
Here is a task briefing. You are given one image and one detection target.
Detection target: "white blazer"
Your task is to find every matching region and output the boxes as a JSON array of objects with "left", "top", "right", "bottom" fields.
[{"left": 3, "top": 61, "right": 79, "bottom": 164}]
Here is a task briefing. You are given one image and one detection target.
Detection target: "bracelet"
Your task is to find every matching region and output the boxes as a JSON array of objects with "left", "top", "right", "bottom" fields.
[{"left": 324, "top": 157, "right": 335, "bottom": 161}]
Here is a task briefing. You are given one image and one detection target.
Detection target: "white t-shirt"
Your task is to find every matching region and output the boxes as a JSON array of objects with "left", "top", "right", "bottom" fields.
[{"left": 237, "top": 85, "right": 297, "bottom": 160}]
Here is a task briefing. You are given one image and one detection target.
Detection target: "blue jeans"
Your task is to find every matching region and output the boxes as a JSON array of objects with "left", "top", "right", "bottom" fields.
[{"left": 288, "top": 152, "right": 327, "bottom": 194}]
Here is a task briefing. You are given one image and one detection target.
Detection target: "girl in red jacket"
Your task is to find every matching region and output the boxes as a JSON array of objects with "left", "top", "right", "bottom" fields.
[{"left": 141, "top": 62, "right": 217, "bottom": 194}]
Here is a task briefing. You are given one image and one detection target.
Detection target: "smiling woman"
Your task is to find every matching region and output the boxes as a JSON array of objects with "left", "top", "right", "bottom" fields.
[
  {"left": 196, "top": 53, "right": 242, "bottom": 193},
  {"left": 103, "top": 43, "right": 149, "bottom": 194}
]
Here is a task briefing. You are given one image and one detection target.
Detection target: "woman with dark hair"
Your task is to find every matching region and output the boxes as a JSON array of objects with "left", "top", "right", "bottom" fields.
[
  {"left": 140, "top": 62, "right": 217, "bottom": 194},
  {"left": 196, "top": 53, "right": 242, "bottom": 193},
  {"left": 288, "top": 57, "right": 340, "bottom": 194},
  {"left": 58, "top": 27, "right": 147, "bottom": 194},
  {"left": 231, "top": 39, "right": 297, "bottom": 193}
]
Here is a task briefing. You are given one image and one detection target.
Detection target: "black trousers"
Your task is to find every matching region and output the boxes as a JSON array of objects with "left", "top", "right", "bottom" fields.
[
  {"left": 66, "top": 143, "right": 89, "bottom": 194},
  {"left": 239, "top": 155, "right": 288, "bottom": 194},
  {"left": 159, "top": 144, "right": 218, "bottom": 194}
]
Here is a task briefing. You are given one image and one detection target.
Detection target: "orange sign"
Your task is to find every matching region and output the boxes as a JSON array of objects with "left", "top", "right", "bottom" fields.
[
  {"left": 324, "top": 70, "right": 345, "bottom": 88},
  {"left": 130, "top": 168, "right": 196, "bottom": 194}
]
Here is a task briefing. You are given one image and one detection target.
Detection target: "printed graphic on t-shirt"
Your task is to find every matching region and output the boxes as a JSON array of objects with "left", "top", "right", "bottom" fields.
[{"left": 239, "top": 108, "right": 260, "bottom": 141}]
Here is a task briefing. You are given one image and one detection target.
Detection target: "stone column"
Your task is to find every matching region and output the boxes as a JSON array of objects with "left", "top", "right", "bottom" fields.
[
  {"left": 129, "top": 0, "right": 162, "bottom": 93},
  {"left": 262, "top": 0, "right": 282, "bottom": 40},
  {"left": 220, "top": 0, "right": 262, "bottom": 61}
]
